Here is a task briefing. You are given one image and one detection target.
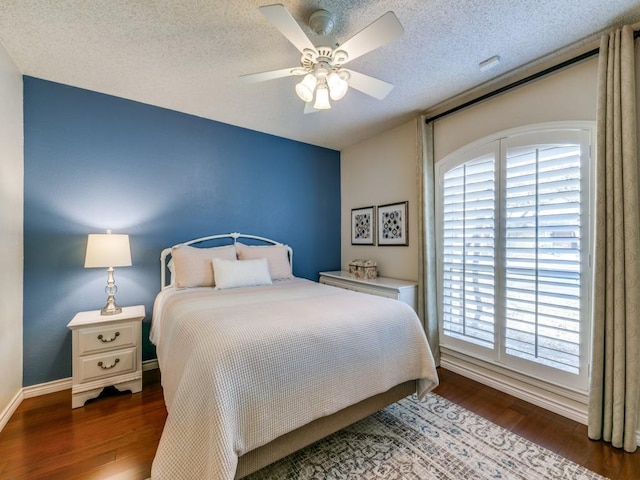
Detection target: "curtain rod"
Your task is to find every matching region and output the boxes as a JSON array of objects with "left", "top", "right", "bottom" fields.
[
  {"left": 424, "top": 48, "right": 599, "bottom": 124},
  {"left": 424, "top": 28, "right": 640, "bottom": 124}
]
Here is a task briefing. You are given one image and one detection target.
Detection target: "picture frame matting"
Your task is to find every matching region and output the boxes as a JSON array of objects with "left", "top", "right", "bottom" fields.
[
  {"left": 377, "top": 201, "right": 408, "bottom": 246},
  {"left": 351, "top": 206, "right": 375, "bottom": 245}
]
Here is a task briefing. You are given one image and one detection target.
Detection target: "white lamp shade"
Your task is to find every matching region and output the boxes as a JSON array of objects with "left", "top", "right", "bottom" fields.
[
  {"left": 84, "top": 233, "right": 132, "bottom": 268},
  {"left": 313, "top": 84, "right": 331, "bottom": 109},
  {"left": 295, "top": 74, "right": 317, "bottom": 102},
  {"left": 327, "top": 72, "right": 348, "bottom": 100}
]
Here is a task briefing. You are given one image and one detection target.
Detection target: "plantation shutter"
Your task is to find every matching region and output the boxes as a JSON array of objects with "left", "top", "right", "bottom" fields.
[
  {"left": 436, "top": 126, "right": 591, "bottom": 390},
  {"left": 503, "top": 143, "right": 583, "bottom": 374},
  {"left": 441, "top": 153, "right": 496, "bottom": 349}
]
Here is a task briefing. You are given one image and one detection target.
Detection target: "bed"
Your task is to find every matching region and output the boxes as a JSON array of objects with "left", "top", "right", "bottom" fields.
[{"left": 150, "top": 233, "right": 438, "bottom": 479}]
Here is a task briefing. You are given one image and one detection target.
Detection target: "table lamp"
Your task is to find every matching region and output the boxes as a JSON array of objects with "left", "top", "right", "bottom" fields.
[{"left": 84, "top": 230, "right": 132, "bottom": 315}]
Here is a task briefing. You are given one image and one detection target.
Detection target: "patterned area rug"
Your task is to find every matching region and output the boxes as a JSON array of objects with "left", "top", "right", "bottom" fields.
[{"left": 247, "top": 393, "right": 606, "bottom": 479}]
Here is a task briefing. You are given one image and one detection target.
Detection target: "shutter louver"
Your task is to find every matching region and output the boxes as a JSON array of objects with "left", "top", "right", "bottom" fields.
[
  {"left": 504, "top": 145, "right": 582, "bottom": 374},
  {"left": 442, "top": 155, "right": 496, "bottom": 349}
]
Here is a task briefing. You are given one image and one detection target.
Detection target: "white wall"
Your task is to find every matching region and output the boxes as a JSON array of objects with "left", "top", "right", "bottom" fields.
[
  {"left": 433, "top": 57, "right": 600, "bottom": 423},
  {"left": 341, "top": 119, "right": 419, "bottom": 281},
  {"left": 434, "top": 57, "right": 598, "bottom": 161},
  {"left": 0, "top": 41, "right": 23, "bottom": 429}
]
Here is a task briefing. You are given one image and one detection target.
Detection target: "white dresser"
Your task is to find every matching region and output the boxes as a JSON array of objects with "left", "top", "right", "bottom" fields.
[
  {"left": 319, "top": 270, "right": 417, "bottom": 311},
  {"left": 67, "top": 305, "right": 145, "bottom": 408}
]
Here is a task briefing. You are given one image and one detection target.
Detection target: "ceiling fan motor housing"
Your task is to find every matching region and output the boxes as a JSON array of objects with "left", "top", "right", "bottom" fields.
[{"left": 300, "top": 47, "right": 348, "bottom": 74}]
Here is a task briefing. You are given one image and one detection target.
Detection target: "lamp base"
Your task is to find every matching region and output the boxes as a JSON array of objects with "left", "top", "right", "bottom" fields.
[{"left": 100, "top": 294, "right": 122, "bottom": 316}]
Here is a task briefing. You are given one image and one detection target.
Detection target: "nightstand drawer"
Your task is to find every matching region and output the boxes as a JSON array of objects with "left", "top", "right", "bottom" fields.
[
  {"left": 78, "top": 322, "right": 136, "bottom": 355},
  {"left": 78, "top": 348, "right": 136, "bottom": 383}
]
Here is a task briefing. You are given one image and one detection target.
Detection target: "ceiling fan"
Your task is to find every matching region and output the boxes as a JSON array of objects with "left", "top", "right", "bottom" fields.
[{"left": 240, "top": 4, "right": 404, "bottom": 112}]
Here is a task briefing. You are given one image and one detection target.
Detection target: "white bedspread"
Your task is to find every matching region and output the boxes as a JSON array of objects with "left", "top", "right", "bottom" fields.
[{"left": 150, "top": 278, "right": 438, "bottom": 480}]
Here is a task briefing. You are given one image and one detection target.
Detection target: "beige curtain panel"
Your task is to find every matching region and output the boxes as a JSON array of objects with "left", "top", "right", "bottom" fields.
[
  {"left": 417, "top": 118, "right": 440, "bottom": 362},
  {"left": 587, "top": 25, "right": 640, "bottom": 453}
]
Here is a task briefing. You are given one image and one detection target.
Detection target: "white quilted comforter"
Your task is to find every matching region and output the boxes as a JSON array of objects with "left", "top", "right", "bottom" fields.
[{"left": 150, "top": 278, "right": 438, "bottom": 479}]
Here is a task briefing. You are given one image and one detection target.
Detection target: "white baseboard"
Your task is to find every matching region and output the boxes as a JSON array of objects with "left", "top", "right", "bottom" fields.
[
  {"left": 441, "top": 349, "right": 590, "bottom": 424},
  {"left": 22, "top": 377, "right": 73, "bottom": 399},
  {"left": 440, "top": 350, "right": 640, "bottom": 446},
  {"left": 0, "top": 359, "right": 160, "bottom": 433},
  {"left": 0, "top": 389, "right": 23, "bottom": 433},
  {"left": 143, "top": 359, "right": 159, "bottom": 371}
]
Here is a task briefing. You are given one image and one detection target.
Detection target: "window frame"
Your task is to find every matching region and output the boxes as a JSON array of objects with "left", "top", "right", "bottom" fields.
[{"left": 435, "top": 122, "right": 594, "bottom": 393}]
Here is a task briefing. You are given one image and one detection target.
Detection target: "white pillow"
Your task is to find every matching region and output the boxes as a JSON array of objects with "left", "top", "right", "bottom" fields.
[
  {"left": 171, "top": 244, "right": 237, "bottom": 288},
  {"left": 212, "top": 258, "right": 273, "bottom": 289},
  {"left": 235, "top": 243, "right": 293, "bottom": 280}
]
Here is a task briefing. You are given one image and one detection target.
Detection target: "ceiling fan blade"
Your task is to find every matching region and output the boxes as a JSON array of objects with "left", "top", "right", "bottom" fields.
[
  {"left": 259, "top": 4, "right": 317, "bottom": 54},
  {"left": 303, "top": 102, "right": 319, "bottom": 114},
  {"left": 239, "top": 67, "right": 298, "bottom": 84},
  {"left": 338, "top": 12, "right": 404, "bottom": 64},
  {"left": 344, "top": 69, "right": 394, "bottom": 100}
]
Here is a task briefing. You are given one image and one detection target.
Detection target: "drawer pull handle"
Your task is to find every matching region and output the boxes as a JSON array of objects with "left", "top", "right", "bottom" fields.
[
  {"left": 97, "top": 358, "right": 120, "bottom": 370},
  {"left": 97, "top": 331, "right": 120, "bottom": 343}
]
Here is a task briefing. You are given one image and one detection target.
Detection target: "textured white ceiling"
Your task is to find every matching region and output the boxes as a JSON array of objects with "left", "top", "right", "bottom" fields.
[{"left": 1, "top": 1, "right": 639, "bottom": 150}]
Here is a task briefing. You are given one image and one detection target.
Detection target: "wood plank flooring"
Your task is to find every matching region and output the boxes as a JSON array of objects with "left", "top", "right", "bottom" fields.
[{"left": 0, "top": 368, "right": 638, "bottom": 479}]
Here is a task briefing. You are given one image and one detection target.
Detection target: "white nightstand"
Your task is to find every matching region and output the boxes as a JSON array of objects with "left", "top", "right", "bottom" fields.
[
  {"left": 67, "top": 305, "right": 145, "bottom": 408},
  {"left": 319, "top": 271, "right": 418, "bottom": 311}
]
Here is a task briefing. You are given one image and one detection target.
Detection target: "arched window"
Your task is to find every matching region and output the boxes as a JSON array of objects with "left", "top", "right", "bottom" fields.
[{"left": 435, "top": 123, "right": 593, "bottom": 391}]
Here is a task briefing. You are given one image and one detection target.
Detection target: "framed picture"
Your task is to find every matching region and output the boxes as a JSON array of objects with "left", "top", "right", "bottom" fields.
[
  {"left": 378, "top": 201, "right": 408, "bottom": 246},
  {"left": 351, "top": 206, "right": 375, "bottom": 245}
]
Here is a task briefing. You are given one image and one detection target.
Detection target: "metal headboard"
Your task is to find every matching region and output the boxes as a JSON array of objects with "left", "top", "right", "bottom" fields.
[{"left": 160, "top": 232, "right": 293, "bottom": 289}]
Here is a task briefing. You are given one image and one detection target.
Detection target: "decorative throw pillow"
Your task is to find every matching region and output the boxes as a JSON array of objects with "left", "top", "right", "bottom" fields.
[
  {"left": 171, "top": 244, "right": 237, "bottom": 288},
  {"left": 235, "top": 243, "right": 293, "bottom": 280},
  {"left": 212, "top": 258, "right": 272, "bottom": 289}
]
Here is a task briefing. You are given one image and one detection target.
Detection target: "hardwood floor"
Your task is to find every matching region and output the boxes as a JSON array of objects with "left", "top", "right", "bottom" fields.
[
  {"left": 1, "top": 368, "right": 638, "bottom": 479},
  {"left": 0, "top": 369, "right": 166, "bottom": 480},
  {"left": 434, "top": 369, "right": 640, "bottom": 479}
]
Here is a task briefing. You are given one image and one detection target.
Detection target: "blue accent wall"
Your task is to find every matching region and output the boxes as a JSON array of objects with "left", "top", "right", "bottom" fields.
[{"left": 23, "top": 77, "right": 341, "bottom": 386}]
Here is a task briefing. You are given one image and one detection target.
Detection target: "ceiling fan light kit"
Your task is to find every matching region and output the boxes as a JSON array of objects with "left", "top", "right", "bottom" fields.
[
  {"left": 240, "top": 4, "right": 404, "bottom": 113},
  {"left": 327, "top": 71, "right": 349, "bottom": 100},
  {"left": 293, "top": 54, "right": 349, "bottom": 106},
  {"left": 295, "top": 73, "right": 317, "bottom": 102},
  {"left": 313, "top": 84, "right": 331, "bottom": 109}
]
